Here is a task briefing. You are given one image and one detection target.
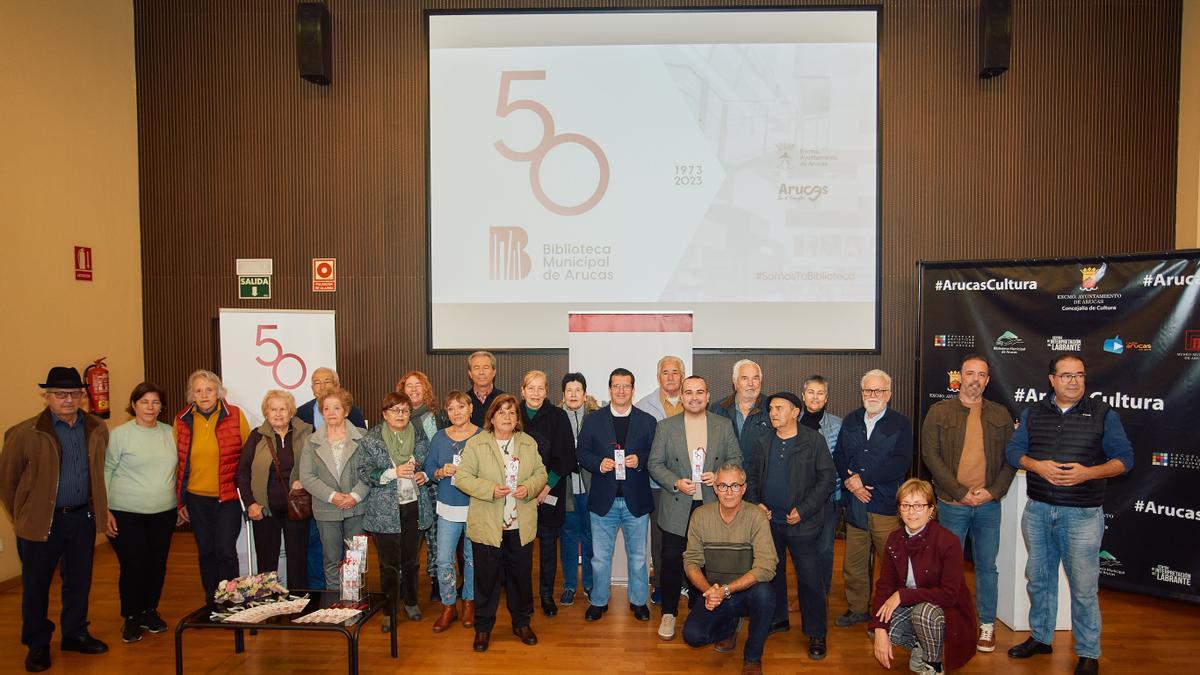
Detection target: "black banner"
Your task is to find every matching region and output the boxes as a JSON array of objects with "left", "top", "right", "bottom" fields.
[{"left": 917, "top": 251, "right": 1200, "bottom": 603}]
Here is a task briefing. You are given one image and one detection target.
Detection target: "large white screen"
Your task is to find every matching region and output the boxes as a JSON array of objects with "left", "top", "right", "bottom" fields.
[{"left": 428, "top": 9, "right": 879, "bottom": 350}]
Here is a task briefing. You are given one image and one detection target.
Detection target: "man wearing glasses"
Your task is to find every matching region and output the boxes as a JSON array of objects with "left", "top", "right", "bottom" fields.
[
  {"left": 1004, "top": 355, "right": 1133, "bottom": 675},
  {"left": 1, "top": 367, "right": 111, "bottom": 672},
  {"left": 745, "top": 392, "right": 836, "bottom": 660},
  {"left": 680, "top": 463, "right": 777, "bottom": 675},
  {"left": 575, "top": 368, "right": 657, "bottom": 623},
  {"left": 648, "top": 375, "right": 741, "bottom": 641},
  {"left": 833, "top": 369, "right": 913, "bottom": 628},
  {"left": 920, "top": 353, "right": 1016, "bottom": 654}
]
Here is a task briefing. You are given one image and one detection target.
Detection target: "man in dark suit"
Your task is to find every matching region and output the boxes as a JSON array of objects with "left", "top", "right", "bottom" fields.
[
  {"left": 295, "top": 367, "right": 366, "bottom": 429},
  {"left": 832, "top": 369, "right": 913, "bottom": 628},
  {"left": 575, "top": 368, "right": 656, "bottom": 623},
  {"left": 648, "top": 375, "right": 741, "bottom": 641}
]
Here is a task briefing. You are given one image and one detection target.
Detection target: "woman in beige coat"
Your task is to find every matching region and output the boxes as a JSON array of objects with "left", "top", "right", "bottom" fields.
[{"left": 455, "top": 394, "right": 547, "bottom": 654}]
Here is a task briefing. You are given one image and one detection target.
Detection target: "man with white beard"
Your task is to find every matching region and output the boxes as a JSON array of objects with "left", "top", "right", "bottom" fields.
[{"left": 832, "top": 369, "right": 913, "bottom": 628}]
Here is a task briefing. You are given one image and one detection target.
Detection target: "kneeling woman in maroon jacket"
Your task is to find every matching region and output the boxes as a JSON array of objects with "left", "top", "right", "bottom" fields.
[{"left": 870, "top": 479, "right": 976, "bottom": 674}]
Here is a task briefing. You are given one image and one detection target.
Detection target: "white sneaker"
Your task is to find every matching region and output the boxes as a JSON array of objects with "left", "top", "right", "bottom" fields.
[
  {"left": 908, "top": 645, "right": 925, "bottom": 673},
  {"left": 658, "top": 614, "right": 677, "bottom": 641},
  {"left": 977, "top": 622, "right": 996, "bottom": 652}
]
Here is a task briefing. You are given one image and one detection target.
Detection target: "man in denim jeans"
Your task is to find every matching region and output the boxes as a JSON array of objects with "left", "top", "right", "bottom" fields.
[
  {"left": 920, "top": 353, "right": 1016, "bottom": 654},
  {"left": 1004, "top": 355, "right": 1133, "bottom": 675}
]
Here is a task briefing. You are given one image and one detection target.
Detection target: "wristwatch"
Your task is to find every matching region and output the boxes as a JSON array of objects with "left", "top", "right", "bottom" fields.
[{"left": 722, "top": 584, "right": 731, "bottom": 599}]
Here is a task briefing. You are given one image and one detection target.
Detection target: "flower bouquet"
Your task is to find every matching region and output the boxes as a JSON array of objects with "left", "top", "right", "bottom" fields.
[{"left": 209, "top": 571, "right": 309, "bottom": 622}]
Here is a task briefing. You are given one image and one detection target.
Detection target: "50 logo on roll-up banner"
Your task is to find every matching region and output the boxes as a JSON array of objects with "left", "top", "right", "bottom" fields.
[{"left": 494, "top": 70, "right": 609, "bottom": 216}]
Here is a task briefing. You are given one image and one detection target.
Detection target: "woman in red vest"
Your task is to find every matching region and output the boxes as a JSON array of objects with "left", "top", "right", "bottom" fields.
[{"left": 174, "top": 369, "right": 250, "bottom": 605}]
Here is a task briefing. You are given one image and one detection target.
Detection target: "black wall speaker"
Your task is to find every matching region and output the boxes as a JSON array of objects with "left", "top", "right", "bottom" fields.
[
  {"left": 297, "top": 2, "right": 331, "bottom": 85},
  {"left": 978, "top": 0, "right": 1012, "bottom": 79}
]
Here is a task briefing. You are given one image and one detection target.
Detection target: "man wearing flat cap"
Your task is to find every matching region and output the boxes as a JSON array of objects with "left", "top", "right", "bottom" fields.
[
  {"left": 745, "top": 391, "right": 836, "bottom": 661},
  {"left": 1, "top": 367, "right": 110, "bottom": 672}
]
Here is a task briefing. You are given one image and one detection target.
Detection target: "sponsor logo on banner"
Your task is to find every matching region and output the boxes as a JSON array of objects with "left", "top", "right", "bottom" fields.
[
  {"left": 933, "top": 278, "right": 1038, "bottom": 292},
  {"left": 1142, "top": 272, "right": 1200, "bottom": 287},
  {"left": 1104, "top": 336, "right": 1151, "bottom": 354},
  {"left": 1151, "top": 565, "right": 1193, "bottom": 587},
  {"left": 489, "top": 227, "right": 532, "bottom": 280},
  {"left": 1046, "top": 335, "right": 1082, "bottom": 351},
  {"left": 1177, "top": 329, "right": 1200, "bottom": 361},
  {"left": 1150, "top": 452, "right": 1200, "bottom": 470},
  {"left": 1079, "top": 263, "right": 1107, "bottom": 291},
  {"left": 1132, "top": 499, "right": 1199, "bottom": 521},
  {"left": 1058, "top": 263, "right": 1122, "bottom": 312},
  {"left": 1098, "top": 550, "right": 1125, "bottom": 577},
  {"left": 933, "top": 333, "right": 975, "bottom": 348},
  {"left": 993, "top": 331, "right": 1026, "bottom": 354},
  {"left": 947, "top": 371, "right": 960, "bottom": 392}
]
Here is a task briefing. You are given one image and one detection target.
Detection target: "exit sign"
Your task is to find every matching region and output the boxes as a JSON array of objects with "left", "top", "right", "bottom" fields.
[{"left": 238, "top": 275, "right": 271, "bottom": 300}]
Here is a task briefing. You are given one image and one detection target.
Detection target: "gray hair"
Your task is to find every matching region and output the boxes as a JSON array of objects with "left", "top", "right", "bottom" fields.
[
  {"left": 311, "top": 367, "right": 341, "bottom": 387},
  {"left": 657, "top": 355, "right": 685, "bottom": 373},
  {"left": 731, "top": 359, "right": 762, "bottom": 382},
  {"left": 468, "top": 350, "right": 498, "bottom": 370},
  {"left": 185, "top": 369, "right": 227, "bottom": 403},
  {"left": 714, "top": 462, "right": 747, "bottom": 481},
  {"left": 860, "top": 369, "right": 893, "bottom": 389}
]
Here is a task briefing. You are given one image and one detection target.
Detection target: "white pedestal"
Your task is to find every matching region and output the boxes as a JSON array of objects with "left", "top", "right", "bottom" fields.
[{"left": 996, "top": 471, "right": 1072, "bottom": 631}]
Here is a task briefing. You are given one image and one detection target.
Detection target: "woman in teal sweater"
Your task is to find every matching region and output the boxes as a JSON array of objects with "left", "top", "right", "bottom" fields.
[
  {"left": 104, "top": 382, "right": 179, "bottom": 645},
  {"left": 358, "top": 391, "right": 434, "bottom": 631}
]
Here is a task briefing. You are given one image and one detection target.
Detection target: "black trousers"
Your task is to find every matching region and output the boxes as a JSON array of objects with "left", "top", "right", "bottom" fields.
[
  {"left": 186, "top": 494, "right": 242, "bottom": 603},
  {"left": 660, "top": 500, "right": 702, "bottom": 615},
  {"left": 769, "top": 520, "right": 828, "bottom": 637},
  {"left": 250, "top": 509, "right": 310, "bottom": 590},
  {"left": 537, "top": 525, "right": 560, "bottom": 599},
  {"left": 373, "top": 501, "right": 422, "bottom": 609},
  {"left": 16, "top": 509, "right": 95, "bottom": 648},
  {"left": 472, "top": 529, "right": 534, "bottom": 633},
  {"left": 109, "top": 509, "right": 176, "bottom": 618}
]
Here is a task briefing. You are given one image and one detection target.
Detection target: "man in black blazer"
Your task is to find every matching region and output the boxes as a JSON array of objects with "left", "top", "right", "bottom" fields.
[{"left": 575, "top": 368, "right": 656, "bottom": 623}]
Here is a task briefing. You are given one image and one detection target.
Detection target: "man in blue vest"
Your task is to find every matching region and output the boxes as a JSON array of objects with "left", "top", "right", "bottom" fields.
[{"left": 1005, "top": 355, "right": 1133, "bottom": 675}]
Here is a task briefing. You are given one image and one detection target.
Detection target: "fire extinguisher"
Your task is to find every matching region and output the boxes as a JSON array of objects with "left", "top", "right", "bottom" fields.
[{"left": 84, "top": 357, "right": 110, "bottom": 419}]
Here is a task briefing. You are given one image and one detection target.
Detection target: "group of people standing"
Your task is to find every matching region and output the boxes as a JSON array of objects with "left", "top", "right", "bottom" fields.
[{"left": 0, "top": 350, "right": 1131, "bottom": 675}]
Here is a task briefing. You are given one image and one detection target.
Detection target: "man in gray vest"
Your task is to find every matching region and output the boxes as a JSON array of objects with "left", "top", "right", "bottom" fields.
[
  {"left": 648, "top": 375, "right": 740, "bottom": 641},
  {"left": 1004, "top": 355, "right": 1133, "bottom": 675}
]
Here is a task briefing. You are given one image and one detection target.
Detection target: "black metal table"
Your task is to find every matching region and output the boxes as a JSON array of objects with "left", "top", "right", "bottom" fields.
[{"left": 174, "top": 590, "right": 396, "bottom": 674}]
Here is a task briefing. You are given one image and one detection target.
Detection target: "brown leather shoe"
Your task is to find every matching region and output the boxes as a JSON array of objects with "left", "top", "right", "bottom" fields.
[
  {"left": 742, "top": 661, "right": 763, "bottom": 674},
  {"left": 512, "top": 624, "right": 538, "bottom": 646},
  {"left": 461, "top": 600, "right": 476, "bottom": 628},
  {"left": 473, "top": 631, "right": 490, "bottom": 652},
  {"left": 432, "top": 604, "right": 459, "bottom": 633},
  {"left": 715, "top": 618, "right": 743, "bottom": 653}
]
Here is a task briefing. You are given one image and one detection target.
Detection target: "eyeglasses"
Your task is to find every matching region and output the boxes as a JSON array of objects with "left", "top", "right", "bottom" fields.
[
  {"left": 1055, "top": 373, "right": 1085, "bottom": 382},
  {"left": 610, "top": 384, "right": 632, "bottom": 391},
  {"left": 47, "top": 390, "right": 85, "bottom": 400},
  {"left": 861, "top": 388, "right": 890, "bottom": 397},
  {"left": 715, "top": 483, "right": 745, "bottom": 493},
  {"left": 384, "top": 406, "right": 410, "bottom": 416},
  {"left": 898, "top": 502, "right": 931, "bottom": 512}
]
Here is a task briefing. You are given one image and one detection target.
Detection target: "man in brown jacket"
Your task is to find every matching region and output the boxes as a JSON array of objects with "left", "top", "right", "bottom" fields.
[
  {"left": 0, "top": 367, "right": 110, "bottom": 672},
  {"left": 920, "top": 353, "right": 1016, "bottom": 655}
]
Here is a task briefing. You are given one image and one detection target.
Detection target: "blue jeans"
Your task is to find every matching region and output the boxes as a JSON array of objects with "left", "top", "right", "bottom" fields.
[
  {"left": 435, "top": 517, "right": 474, "bottom": 605},
  {"left": 683, "top": 582, "right": 776, "bottom": 663},
  {"left": 938, "top": 499, "right": 1001, "bottom": 624},
  {"left": 1021, "top": 499, "right": 1104, "bottom": 658},
  {"left": 588, "top": 498, "right": 649, "bottom": 607},
  {"left": 560, "top": 494, "right": 593, "bottom": 592}
]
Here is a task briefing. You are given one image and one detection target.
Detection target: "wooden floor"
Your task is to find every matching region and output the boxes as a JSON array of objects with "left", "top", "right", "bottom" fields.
[{"left": 2, "top": 532, "right": 1197, "bottom": 673}]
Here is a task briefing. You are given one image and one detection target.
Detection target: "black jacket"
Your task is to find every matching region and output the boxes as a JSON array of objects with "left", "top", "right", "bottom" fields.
[
  {"left": 745, "top": 426, "right": 836, "bottom": 538},
  {"left": 523, "top": 401, "right": 577, "bottom": 528}
]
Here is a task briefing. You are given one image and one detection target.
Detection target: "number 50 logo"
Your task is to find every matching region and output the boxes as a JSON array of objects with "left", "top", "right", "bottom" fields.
[{"left": 494, "top": 71, "right": 609, "bottom": 216}]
